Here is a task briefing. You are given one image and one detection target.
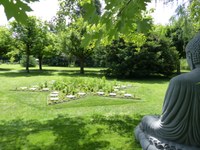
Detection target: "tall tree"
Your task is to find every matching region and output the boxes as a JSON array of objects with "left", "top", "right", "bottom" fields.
[
  {"left": 11, "top": 16, "right": 39, "bottom": 73},
  {"left": 57, "top": 0, "right": 102, "bottom": 74},
  {"left": 32, "top": 21, "right": 55, "bottom": 71},
  {"left": 69, "top": 22, "right": 93, "bottom": 74}
]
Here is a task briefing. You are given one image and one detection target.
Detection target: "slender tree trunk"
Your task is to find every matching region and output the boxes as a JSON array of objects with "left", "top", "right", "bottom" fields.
[
  {"left": 177, "top": 59, "right": 181, "bottom": 75},
  {"left": 80, "top": 58, "right": 85, "bottom": 74},
  {"left": 26, "top": 45, "right": 30, "bottom": 73},
  {"left": 39, "top": 57, "right": 43, "bottom": 71}
]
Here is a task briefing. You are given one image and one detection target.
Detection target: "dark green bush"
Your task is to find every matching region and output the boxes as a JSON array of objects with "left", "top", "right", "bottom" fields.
[{"left": 104, "top": 35, "right": 179, "bottom": 78}]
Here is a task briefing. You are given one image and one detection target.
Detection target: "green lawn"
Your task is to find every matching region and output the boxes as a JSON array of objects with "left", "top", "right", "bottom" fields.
[{"left": 0, "top": 64, "right": 169, "bottom": 150}]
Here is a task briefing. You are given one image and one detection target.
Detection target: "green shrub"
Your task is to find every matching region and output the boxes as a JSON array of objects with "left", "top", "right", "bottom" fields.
[
  {"left": 104, "top": 35, "right": 179, "bottom": 78},
  {"left": 180, "top": 59, "right": 190, "bottom": 70},
  {"left": 20, "top": 55, "right": 37, "bottom": 67}
]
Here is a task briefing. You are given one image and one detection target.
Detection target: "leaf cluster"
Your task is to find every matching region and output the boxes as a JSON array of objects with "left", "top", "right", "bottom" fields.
[
  {"left": 56, "top": 0, "right": 153, "bottom": 48},
  {"left": 0, "top": 0, "right": 39, "bottom": 24}
]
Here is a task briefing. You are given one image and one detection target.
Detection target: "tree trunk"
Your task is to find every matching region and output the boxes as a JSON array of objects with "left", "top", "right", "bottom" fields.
[
  {"left": 80, "top": 58, "right": 84, "bottom": 74},
  {"left": 177, "top": 59, "right": 181, "bottom": 75},
  {"left": 26, "top": 46, "right": 30, "bottom": 73},
  {"left": 39, "top": 57, "right": 43, "bottom": 71}
]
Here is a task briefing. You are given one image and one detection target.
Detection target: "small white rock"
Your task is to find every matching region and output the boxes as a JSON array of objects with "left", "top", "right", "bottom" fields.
[
  {"left": 78, "top": 92, "right": 86, "bottom": 96},
  {"left": 51, "top": 91, "right": 59, "bottom": 94},
  {"left": 20, "top": 87, "right": 28, "bottom": 90},
  {"left": 97, "top": 92, "right": 104, "bottom": 95},
  {"left": 124, "top": 94, "right": 132, "bottom": 97},
  {"left": 29, "top": 87, "right": 37, "bottom": 91},
  {"left": 50, "top": 97, "right": 59, "bottom": 101},
  {"left": 109, "top": 93, "right": 116, "bottom": 96},
  {"left": 50, "top": 93, "right": 59, "bottom": 97},
  {"left": 66, "top": 95, "right": 75, "bottom": 99},
  {"left": 42, "top": 88, "right": 49, "bottom": 91}
]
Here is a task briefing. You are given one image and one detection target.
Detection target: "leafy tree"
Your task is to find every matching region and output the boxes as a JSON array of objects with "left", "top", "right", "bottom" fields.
[
  {"left": 11, "top": 16, "right": 39, "bottom": 73},
  {"left": 188, "top": 0, "right": 200, "bottom": 31},
  {"left": 0, "top": 26, "right": 14, "bottom": 62},
  {"left": 166, "top": 0, "right": 200, "bottom": 72},
  {"left": 32, "top": 21, "right": 56, "bottom": 71},
  {"left": 56, "top": 0, "right": 102, "bottom": 74},
  {"left": 69, "top": 25, "right": 93, "bottom": 74}
]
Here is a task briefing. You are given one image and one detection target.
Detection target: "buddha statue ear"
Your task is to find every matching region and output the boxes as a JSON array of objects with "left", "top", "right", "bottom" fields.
[{"left": 186, "top": 51, "right": 195, "bottom": 70}]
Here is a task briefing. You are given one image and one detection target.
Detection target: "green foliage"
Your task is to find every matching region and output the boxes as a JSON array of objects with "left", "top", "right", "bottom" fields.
[
  {"left": 32, "top": 21, "right": 56, "bottom": 70},
  {"left": 11, "top": 17, "right": 38, "bottom": 72},
  {"left": 169, "top": 0, "right": 198, "bottom": 40},
  {"left": 20, "top": 55, "right": 37, "bottom": 67},
  {"left": 56, "top": 0, "right": 153, "bottom": 48},
  {"left": 104, "top": 35, "right": 179, "bottom": 78},
  {"left": 0, "top": 0, "right": 39, "bottom": 24},
  {"left": 43, "top": 54, "right": 69, "bottom": 67},
  {"left": 104, "top": 38, "right": 137, "bottom": 77},
  {"left": 0, "top": 27, "right": 14, "bottom": 61},
  {"left": 137, "top": 34, "right": 179, "bottom": 77},
  {"left": 11, "top": 17, "right": 57, "bottom": 71},
  {"left": 165, "top": 25, "right": 187, "bottom": 59},
  {"left": 51, "top": 76, "right": 120, "bottom": 95},
  {"left": 188, "top": 0, "right": 200, "bottom": 31},
  {"left": 180, "top": 59, "right": 190, "bottom": 70}
]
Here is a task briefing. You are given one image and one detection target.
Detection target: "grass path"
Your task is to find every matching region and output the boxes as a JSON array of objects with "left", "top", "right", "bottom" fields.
[{"left": 0, "top": 64, "right": 169, "bottom": 150}]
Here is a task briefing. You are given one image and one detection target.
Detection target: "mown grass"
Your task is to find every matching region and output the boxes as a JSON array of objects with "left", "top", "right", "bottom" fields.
[{"left": 0, "top": 64, "right": 169, "bottom": 150}]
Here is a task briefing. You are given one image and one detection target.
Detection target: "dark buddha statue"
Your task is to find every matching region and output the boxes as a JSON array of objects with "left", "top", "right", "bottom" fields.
[{"left": 134, "top": 32, "right": 200, "bottom": 150}]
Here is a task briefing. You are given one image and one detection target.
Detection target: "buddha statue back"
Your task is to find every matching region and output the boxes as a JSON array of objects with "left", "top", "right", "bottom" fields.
[{"left": 134, "top": 32, "right": 200, "bottom": 150}]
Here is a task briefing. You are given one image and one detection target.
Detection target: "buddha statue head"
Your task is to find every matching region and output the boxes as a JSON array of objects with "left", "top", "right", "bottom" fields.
[{"left": 185, "top": 32, "right": 200, "bottom": 70}]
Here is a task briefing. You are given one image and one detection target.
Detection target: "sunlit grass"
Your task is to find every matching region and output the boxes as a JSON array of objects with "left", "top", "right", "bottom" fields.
[{"left": 0, "top": 64, "right": 169, "bottom": 150}]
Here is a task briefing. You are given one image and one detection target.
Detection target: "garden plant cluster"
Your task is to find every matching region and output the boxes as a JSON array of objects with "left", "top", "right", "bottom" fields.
[{"left": 15, "top": 76, "right": 139, "bottom": 105}]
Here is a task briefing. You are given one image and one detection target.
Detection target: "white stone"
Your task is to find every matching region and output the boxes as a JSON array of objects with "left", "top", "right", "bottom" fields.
[
  {"left": 66, "top": 95, "right": 75, "bottom": 99},
  {"left": 124, "top": 94, "right": 132, "bottom": 97},
  {"left": 97, "top": 92, "right": 104, "bottom": 95},
  {"left": 20, "top": 87, "right": 28, "bottom": 90},
  {"left": 50, "top": 93, "right": 59, "bottom": 97},
  {"left": 29, "top": 87, "right": 37, "bottom": 91},
  {"left": 42, "top": 88, "right": 49, "bottom": 91},
  {"left": 51, "top": 91, "right": 59, "bottom": 94},
  {"left": 50, "top": 97, "right": 59, "bottom": 101},
  {"left": 78, "top": 92, "right": 86, "bottom": 96},
  {"left": 109, "top": 93, "right": 116, "bottom": 96}
]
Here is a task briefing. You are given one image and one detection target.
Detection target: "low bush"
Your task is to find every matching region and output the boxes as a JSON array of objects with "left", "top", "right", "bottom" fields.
[
  {"left": 20, "top": 55, "right": 37, "bottom": 67},
  {"left": 104, "top": 35, "right": 179, "bottom": 78}
]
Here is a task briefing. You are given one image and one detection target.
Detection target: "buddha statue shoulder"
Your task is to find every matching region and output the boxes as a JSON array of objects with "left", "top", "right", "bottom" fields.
[{"left": 134, "top": 32, "right": 200, "bottom": 150}]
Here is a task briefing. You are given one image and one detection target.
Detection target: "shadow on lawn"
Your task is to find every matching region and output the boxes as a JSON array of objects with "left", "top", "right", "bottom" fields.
[
  {"left": 0, "top": 68, "right": 12, "bottom": 71},
  {"left": 0, "top": 69, "right": 104, "bottom": 78},
  {"left": 0, "top": 114, "right": 142, "bottom": 150}
]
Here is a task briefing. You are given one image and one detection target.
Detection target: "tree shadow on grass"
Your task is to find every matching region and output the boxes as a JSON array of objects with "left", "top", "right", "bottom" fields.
[
  {"left": 0, "top": 69, "right": 104, "bottom": 78},
  {"left": 0, "top": 114, "right": 142, "bottom": 150},
  {"left": 0, "top": 68, "right": 12, "bottom": 71}
]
